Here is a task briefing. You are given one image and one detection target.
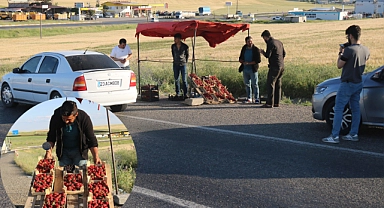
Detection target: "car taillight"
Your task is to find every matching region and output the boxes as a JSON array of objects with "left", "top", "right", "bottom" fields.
[
  {"left": 130, "top": 72, "right": 136, "bottom": 87},
  {"left": 73, "top": 75, "right": 87, "bottom": 91}
]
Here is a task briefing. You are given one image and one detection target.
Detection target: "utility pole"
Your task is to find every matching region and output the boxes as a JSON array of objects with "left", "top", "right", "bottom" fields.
[{"left": 236, "top": 0, "right": 238, "bottom": 12}]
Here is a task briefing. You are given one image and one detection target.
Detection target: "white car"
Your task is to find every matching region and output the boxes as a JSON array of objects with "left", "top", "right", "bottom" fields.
[
  {"left": 272, "top": 16, "right": 284, "bottom": 21},
  {"left": 150, "top": 17, "right": 159, "bottom": 22},
  {"left": 1, "top": 50, "right": 137, "bottom": 112}
]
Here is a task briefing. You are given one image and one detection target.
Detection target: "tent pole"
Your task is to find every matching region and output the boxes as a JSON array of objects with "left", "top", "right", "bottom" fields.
[
  {"left": 137, "top": 35, "right": 141, "bottom": 95},
  {"left": 106, "top": 108, "right": 119, "bottom": 196},
  {"left": 193, "top": 27, "right": 197, "bottom": 74}
]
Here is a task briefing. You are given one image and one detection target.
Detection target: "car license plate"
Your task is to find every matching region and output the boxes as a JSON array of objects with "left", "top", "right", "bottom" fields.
[{"left": 97, "top": 80, "right": 121, "bottom": 87}]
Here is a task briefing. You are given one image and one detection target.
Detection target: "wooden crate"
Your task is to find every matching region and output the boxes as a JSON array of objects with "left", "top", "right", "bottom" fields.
[
  {"left": 141, "top": 84, "right": 159, "bottom": 102},
  {"left": 25, "top": 163, "right": 114, "bottom": 208},
  {"left": 63, "top": 170, "right": 85, "bottom": 195}
]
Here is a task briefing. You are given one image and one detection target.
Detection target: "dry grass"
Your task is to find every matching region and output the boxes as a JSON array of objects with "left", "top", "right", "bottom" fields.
[
  {"left": 1, "top": 19, "right": 383, "bottom": 75},
  {"left": 0, "top": 0, "right": 352, "bottom": 14},
  {"left": 136, "top": 19, "right": 384, "bottom": 69}
]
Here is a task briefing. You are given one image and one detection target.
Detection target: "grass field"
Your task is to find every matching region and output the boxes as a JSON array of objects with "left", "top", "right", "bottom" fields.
[
  {"left": 0, "top": 18, "right": 383, "bottom": 99},
  {"left": 0, "top": 0, "right": 353, "bottom": 14}
]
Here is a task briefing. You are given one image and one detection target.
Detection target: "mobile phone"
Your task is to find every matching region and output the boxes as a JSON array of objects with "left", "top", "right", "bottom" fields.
[{"left": 339, "top": 44, "right": 345, "bottom": 48}]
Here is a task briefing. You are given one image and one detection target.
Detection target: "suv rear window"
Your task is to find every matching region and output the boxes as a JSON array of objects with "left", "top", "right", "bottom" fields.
[{"left": 66, "top": 54, "right": 120, "bottom": 71}]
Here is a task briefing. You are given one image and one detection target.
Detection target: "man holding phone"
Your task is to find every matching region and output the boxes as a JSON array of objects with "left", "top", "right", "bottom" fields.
[{"left": 322, "top": 25, "right": 370, "bottom": 144}]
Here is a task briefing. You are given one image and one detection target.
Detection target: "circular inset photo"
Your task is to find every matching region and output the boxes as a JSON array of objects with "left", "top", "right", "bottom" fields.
[{"left": 0, "top": 97, "right": 136, "bottom": 208}]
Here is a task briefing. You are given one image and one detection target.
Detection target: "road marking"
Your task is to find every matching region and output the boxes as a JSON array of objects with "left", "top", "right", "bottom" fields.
[
  {"left": 133, "top": 186, "right": 211, "bottom": 208},
  {"left": 120, "top": 115, "right": 384, "bottom": 158}
]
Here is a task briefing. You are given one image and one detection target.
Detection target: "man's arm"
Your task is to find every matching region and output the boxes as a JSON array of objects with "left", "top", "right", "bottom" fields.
[
  {"left": 110, "top": 47, "right": 118, "bottom": 60},
  {"left": 337, "top": 55, "right": 346, "bottom": 69},
  {"left": 185, "top": 45, "right": 189, "bottom": 63},
  {"left": 90, "top": 147, "right": 101, "bottom": 164},
  {"left": 81, "top": 112, "right": 100, "bottom": 164},
  {"left": 264, "top": 42, "right": 273, "bottom": 58},
  {"left": 337, "top": 47, "right": 348, "bottom": 69},
  {"left": 126, "top": 46, "right": 133, "bottom": 60},
  {"left": 171, "top": 45, "right": 174, "bottom": 60},
  {"left": 44, "top": 141, "right": 55, "bottom": 159},
  {"left": 45, "top": 114, "right": 57, "bottom": 159},
  {"left": 239, "top": 46, "right": 244, "bottom": 63}
]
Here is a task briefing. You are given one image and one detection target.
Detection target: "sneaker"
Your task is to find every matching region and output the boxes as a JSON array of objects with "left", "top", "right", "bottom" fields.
[
  {"left": 254, "top": 99, "right": 260, "bottom": 104},
  {"left": 243, "top": 99, "right": 252, "bottom": 104},
  {"left": 342, "top": 134, "right": 359, "bottom": 141},
  {"left": 322, "top": 135, "right": 339, "bottom": 144}
]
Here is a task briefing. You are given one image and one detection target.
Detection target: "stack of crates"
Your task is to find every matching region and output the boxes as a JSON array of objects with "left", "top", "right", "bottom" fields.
[{"left": 141, "top": 84, "right": 159, "bottom": 102}]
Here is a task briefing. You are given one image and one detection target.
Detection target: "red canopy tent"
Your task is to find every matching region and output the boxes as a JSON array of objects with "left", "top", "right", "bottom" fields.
[{"left": 135, "top": 20, "right": 250, "bottom": 93}]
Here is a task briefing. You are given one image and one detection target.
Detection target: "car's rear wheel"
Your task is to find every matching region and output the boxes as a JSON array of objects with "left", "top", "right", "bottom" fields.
[
  {"left": 1, "top": 83, "right": 18, "bottom": 107},
  {"left": 50, "top": 91, "right": 62, "bottom": 99},
  {"left": 110, "top": 104, "right": 127, "bottom": 112},
  {"left": 324, "top": 99, "right": 351, "bottom": 135}
]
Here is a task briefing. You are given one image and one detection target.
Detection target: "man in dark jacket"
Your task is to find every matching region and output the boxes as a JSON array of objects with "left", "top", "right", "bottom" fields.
[
  {"left": 171, "top": 33, "right": 189, "bottom": 99},
  {"left": 260, "top": 30, "right": 286, "bottom": 108},
  {"left": 239, "top": 36, "right": 261, "bottom": 104},
  {"left": 44, "top": 100, "right": 101, "bottom": 167}
]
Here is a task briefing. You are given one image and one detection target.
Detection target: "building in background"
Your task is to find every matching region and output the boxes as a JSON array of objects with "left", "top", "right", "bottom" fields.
[
  {"left": 355, "top": 0, "right": 384, "bottom": 16},
  {"left": 101, "top": 1, "right": 164, "bottom": 18},
  {"left": 288, "top": 7, "right": 349, "bottom": 20}
]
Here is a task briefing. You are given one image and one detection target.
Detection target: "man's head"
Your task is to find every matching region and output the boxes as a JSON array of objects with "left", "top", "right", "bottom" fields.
[
  {"left": 261, "top": 30, "right": 271, "bottom": 43},
  {"left": 60, "top": 101, "right": 78, "bottom": 124},
  {"left": 245, "top": 36, "right": 253, "bottom": 47},
  {"left": 345, "top": 25, "right": 361, "bottom": 44},
  {"left": 174, "top": 33, "right": 182, "bottom": 44},
  {"left": 118, "top": 38, "right": 127, "bottom": 49}
]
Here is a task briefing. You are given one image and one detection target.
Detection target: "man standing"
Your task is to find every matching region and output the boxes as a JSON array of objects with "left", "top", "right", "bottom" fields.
[
  {"left": 238, "top": 36, "right": 261, "bottom": 104},
  {"left": 171, "top": 33, "right": 189, "bottom": 99},
  {"left": 110, "top": 38, "right": 133, "bottom": 69},
  {"left": 45, "top": 100, "right": 101, "bottom": 167},
  {"left": 260, "top": 30, "right": 286, "bottom": 108},
  {"left": 322, "top": 25, "right": 370, "bottom": 144}
]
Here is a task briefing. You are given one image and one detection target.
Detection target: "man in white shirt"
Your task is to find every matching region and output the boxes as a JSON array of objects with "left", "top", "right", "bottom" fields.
[{"left": 110, "top": 38, "right": 133, "bottom": 69}]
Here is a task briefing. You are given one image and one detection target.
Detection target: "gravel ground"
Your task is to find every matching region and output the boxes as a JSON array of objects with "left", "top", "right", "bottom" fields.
[{"left": 0, "top": 152, "right": 31, "bottom": 207}]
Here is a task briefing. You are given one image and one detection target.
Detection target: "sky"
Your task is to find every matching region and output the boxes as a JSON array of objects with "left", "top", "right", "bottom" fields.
[{"left": 10, "top": 98, "right": 125, "bottom": 133}]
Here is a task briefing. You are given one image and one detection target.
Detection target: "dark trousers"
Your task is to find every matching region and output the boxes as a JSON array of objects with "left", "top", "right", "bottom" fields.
[
  {"left": 173, "top": 64, "right": 188, "bottom": 96},
  {"left": 266, "top": 67, "right": 284, "bottom": 105}
]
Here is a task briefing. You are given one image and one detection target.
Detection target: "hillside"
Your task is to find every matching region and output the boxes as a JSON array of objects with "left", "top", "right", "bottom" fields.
[{"left": 0, "top": 0, "right": 352, "bottom": 14}]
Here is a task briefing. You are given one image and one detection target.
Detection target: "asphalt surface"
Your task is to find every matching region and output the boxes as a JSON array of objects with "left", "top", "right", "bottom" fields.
[{"left": 1, "top": 99, "right": 384, "bottom": 207}]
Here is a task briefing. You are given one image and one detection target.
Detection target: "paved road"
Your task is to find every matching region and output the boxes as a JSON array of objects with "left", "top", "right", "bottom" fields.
[{"left": 1, "top": 99, "right": 384, "bottom": 207}]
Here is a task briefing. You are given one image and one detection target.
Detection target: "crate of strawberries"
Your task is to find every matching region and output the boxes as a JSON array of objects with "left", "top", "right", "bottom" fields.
[
  {"left": 42, "top": 189, "right": 66, "bottom": 208},
  {"left": 35, "top": 158, "right": 55, "bottom": 175},
  {"left": 63, "top": 169, "right": 84, "bottom": 195},
  {"left": 31, "top": 172, "right": 54, "bottom": 195},
  {"left": 87, "top": 195, "right": 110, "bottom": 208},
  {"left": 87, "top": 180, "right": 111, "bottom": 208},
  {"left": 87, "top": 162, "right": 107, "bottom": 181}
]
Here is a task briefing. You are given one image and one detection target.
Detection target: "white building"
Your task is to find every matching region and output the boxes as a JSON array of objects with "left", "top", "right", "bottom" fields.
[
  {"left": 289, "top": 7, "right": 348, "bottom": 20},
  {"left": 354, "top": 0, "right": 384, "bottom": 15},
  {"left": 377, "top": 0, "right": 384, "bottom": 14},
  {"left": 355, "top": 0, "right": 376, "bottom": 14}
]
